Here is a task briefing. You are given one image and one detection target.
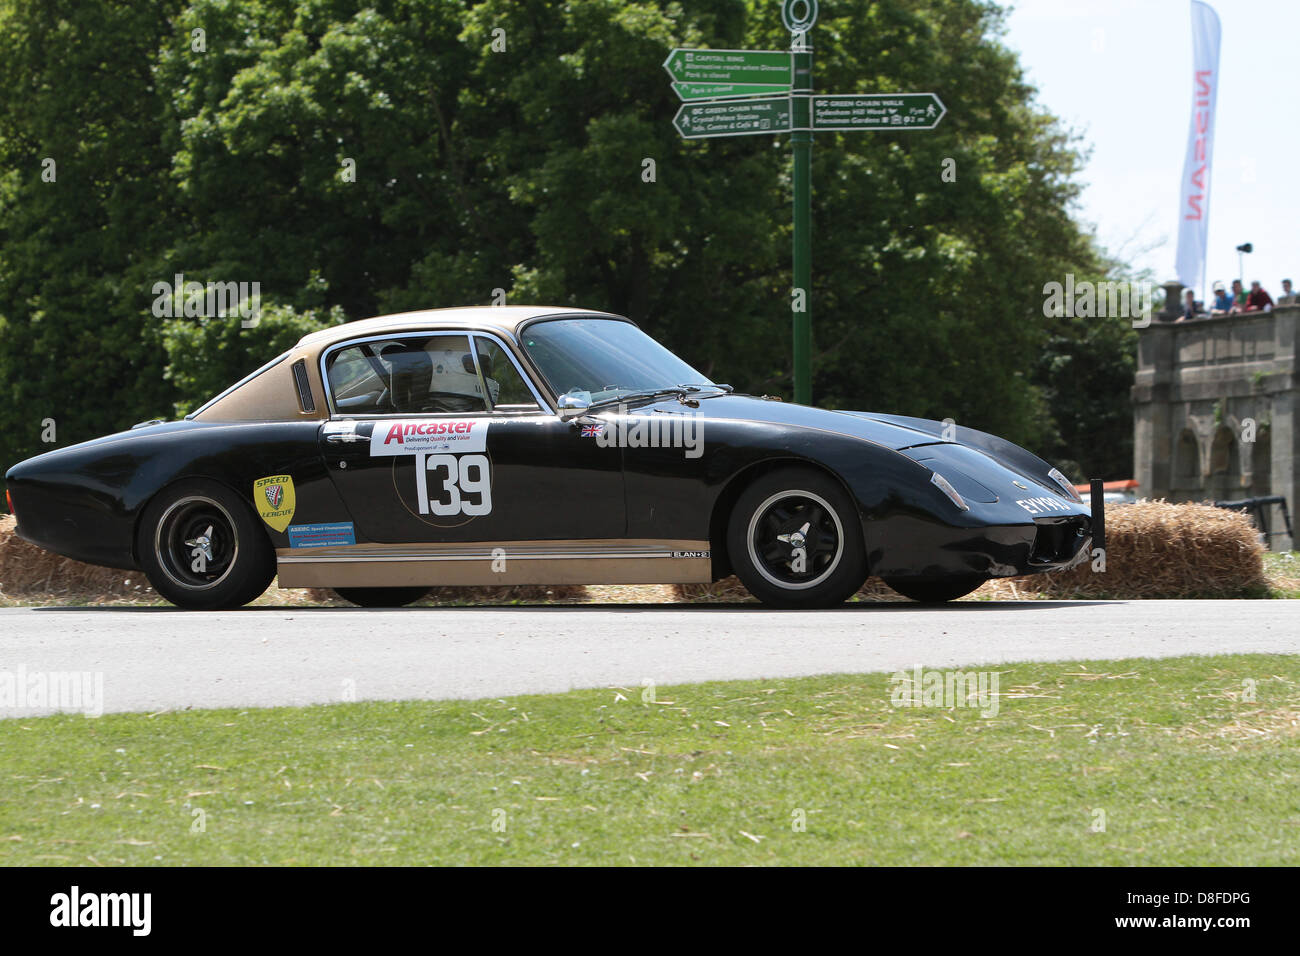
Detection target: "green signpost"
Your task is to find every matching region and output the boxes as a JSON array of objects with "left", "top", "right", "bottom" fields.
[
  {"left": 667, "top": 0, "right": 946, "bottom": 404},
  {"left": 812, "top": 92, "right": 946, "bottom": 131},
  {"left": 662, "top": 48, "right": 792, "bottom": 88},
  {"left": 672, "top": 81, "right": 791, "bottom": 101},
  {"left": 672, "top": 97, "right": 792, "bottom": 139}
]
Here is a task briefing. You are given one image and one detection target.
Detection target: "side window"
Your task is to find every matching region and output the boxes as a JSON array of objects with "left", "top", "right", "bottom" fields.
[
  {"left": 326, "top": 335, "right": 488, "bottom": 415},
  {"left": 326, "top": 347, "right": 386, "bottom": 414},
  {"left": 475, "top": 337, "right": 544, "bottom": 412}
]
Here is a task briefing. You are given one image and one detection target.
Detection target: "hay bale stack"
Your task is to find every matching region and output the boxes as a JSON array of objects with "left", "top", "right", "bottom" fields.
[
  {"left": 0, "top": 514, "right": 156, "bottom": 601},
  {"left": 1014, "top": 499, "right": 1268, "bottom": 599}
]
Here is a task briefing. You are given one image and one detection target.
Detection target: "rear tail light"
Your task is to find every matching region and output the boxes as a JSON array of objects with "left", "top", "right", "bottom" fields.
[{"left": 5, "top": 488, "right": 14, "bottom": 517}]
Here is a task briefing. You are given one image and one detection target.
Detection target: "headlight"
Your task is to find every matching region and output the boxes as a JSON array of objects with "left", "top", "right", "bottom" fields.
[
  {"left": 1048, "top": 467, "right": 1082, "bottom": 502},
  {"left": 930, "top": 471, "right": 969, "bottom": 511}
]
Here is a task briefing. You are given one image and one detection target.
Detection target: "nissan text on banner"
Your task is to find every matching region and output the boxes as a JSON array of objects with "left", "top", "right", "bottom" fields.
[{"left": 1174, "top": 0, "right": 1221, "bottom": 296}]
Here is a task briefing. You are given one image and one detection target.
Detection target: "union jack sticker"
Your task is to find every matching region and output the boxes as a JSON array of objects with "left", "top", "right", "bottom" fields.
[{"left": 580, "top": 423, "right": 604, "bottom": 438}]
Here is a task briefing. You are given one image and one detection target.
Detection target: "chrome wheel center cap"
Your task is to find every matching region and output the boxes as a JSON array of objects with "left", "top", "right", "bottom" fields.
[
  {"left": 185, "top": 525, "right": 215, "bottom": 562},
  {"left": 776, "top": 521, "right": 811, "bottom": 552}
]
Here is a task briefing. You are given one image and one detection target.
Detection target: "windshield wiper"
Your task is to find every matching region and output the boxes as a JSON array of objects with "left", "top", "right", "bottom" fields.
[
  {"left": 680, "top": 382, "right": 733, "bottom": 394},
  {"left": 588, "top": 383, "right": 731, "bottom": 410},
  {"left": 589, "top": 386, "right": 691, "bottom": 409}
]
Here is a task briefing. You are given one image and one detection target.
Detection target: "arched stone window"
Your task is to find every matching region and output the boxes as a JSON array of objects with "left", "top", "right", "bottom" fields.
[
  {"left": 1209, "top": 426, "right": 1238, "bottom": 476},
  {"left": 1175, "top": 429, "right": 1200, "bottom": 483}
]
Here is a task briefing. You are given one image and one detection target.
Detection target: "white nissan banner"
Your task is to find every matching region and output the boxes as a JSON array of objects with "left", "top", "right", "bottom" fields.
[{"left": 1174, "top": 1, "right": 1221, "bottom": 294}]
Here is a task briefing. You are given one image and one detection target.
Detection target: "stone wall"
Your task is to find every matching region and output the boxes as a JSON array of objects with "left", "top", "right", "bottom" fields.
[{"left": 1132, "top": 297, "right": 1296, "bottom": 550}]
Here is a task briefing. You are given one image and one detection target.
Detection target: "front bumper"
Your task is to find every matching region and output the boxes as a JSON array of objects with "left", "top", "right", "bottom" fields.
[{"left": 866, "top": 510, "right": 1092, "bottom": 580}]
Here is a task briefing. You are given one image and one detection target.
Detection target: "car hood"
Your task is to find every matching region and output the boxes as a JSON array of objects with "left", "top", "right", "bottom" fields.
[
  {"left": 665, "top": 394, "right": 1073, "bottom": 502},
  {"left": 673, "top": 394, "right": 950, "bottom": 450}
]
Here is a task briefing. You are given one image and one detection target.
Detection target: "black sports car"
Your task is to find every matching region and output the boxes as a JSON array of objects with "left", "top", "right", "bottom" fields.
[{"left": 4, "top": 306, "right": 1098, "bottom": 609}]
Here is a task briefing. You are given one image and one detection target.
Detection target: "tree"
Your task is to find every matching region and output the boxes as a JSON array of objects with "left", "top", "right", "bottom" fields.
[
  {"left": 0, "top": 0, "right": 181, "bottom": 468},
  {"left": 0, "top": 0, "right": 1134, "bottom": 482}
]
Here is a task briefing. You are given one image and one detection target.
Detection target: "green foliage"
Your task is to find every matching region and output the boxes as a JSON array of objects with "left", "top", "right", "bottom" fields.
[
  {"left": 0, "top": 0, "right": 181, "bottom": 464},
  {"left": 0, "top": 0, "right": 1134, "bottom": 478}
]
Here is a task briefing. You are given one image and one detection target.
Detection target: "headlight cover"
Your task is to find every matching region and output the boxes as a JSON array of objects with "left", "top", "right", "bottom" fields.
[
  {"left": 1048, "top": 467, "right": 1083, "bottom": 502},
  {"left": 930, "top": 471, "right": 969, "bottom": 512}
]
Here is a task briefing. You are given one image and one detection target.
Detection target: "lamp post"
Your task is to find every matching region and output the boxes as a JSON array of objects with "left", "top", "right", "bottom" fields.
[{"left": 1236, "top": 242, "right": 1253, "bottom": 285}]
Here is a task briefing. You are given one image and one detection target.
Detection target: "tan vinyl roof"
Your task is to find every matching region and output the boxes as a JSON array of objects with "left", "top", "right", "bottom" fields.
[{"left": 294, "top": 305, "right": 622, "bottom": 349}]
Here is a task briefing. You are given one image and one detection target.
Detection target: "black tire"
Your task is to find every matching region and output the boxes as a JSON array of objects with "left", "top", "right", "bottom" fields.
[
  {"left": 333, "top": 587, "right": 429, "bottom": 608},
  {"left": 883, "top": 576, "right": 985, "bottom": 603},
  {"left": 136, "top": 479, "right": 276, "bottom": 610},
  {"left": 726, "top": 466, "right": 867, "bottom": 608}
]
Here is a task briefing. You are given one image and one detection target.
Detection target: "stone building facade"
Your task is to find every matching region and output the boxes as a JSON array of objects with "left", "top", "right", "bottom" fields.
[{"left": 1132, "top": 287, "right": 1296, "bottom": 550}]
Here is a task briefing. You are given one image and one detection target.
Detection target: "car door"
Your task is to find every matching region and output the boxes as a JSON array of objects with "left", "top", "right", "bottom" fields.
[{"left": 315, "top": 329, "right": 625, "bottom": 546}]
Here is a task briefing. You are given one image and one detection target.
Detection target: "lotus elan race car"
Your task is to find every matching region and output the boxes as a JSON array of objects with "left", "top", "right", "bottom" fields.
[{"left": 4, "top": 306, "right": 1099, "bottom": 609}]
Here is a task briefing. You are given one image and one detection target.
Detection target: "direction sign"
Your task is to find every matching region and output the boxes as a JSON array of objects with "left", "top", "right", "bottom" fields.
[
  {"left": 673, "top": 96, "right": 792, "bottom": 139},
  {"left": 672, "top": 81, "right": 792, "bottom": 101},
  {"left": 810, "top": 93, "right": 946, "bottom": 131},
  {"left": 662, "top": 49, "right": 792, "bottom": 88}
]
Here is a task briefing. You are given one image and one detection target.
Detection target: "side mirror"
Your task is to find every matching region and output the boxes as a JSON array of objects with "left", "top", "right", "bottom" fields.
[{"left": 556, "top": 391, "right": 592, "bottom": 421}]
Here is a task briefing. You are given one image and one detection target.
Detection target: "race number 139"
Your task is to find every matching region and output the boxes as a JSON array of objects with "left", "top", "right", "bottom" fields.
[{"left": 415, "top": 453, "right": 492, "bottom": 516}]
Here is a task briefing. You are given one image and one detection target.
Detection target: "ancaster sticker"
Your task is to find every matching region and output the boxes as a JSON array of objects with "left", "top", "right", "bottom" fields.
[
  {"left": 370, "top": 419, "right": 490, "bottom": 456},
  {"left": 253, "top": 475, "right": 296, "bottom": 532}
]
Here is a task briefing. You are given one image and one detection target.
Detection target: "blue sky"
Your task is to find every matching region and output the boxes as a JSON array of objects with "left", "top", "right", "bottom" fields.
[{"left": 998, "top": 0, "right": 1299, "bottom": 298}]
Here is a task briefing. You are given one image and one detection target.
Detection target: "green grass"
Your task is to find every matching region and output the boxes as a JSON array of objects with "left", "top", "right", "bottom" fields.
[
  {"left": 2, "top": 654, "right": 1298, "bottom": 865},
  {"left": 1264, "top": 551, "right": 1300, "bottom": 598}
]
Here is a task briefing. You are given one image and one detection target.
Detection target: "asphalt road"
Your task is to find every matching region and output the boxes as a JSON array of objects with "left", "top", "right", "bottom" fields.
[{"left": 1, "top": 601, "right": 1297, "bottom": 717}]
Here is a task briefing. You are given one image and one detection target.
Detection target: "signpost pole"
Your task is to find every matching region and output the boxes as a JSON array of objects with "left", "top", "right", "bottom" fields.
[{"left": 791, "top": 36, "right": 812, "bottom": 405}]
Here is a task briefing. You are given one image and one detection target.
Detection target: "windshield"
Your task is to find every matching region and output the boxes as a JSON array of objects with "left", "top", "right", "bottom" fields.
[{"left": 519, "top": 318, "right": 712, "bottom": 404}]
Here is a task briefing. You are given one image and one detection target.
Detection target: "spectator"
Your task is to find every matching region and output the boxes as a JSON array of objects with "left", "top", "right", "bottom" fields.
[
  {"left": 1178, "top": 289, "right": 1200, "bottom": 321},
  {"left": 1245, "top": 280, "right": 1273, "bottom": 312},
  {"left": 1229, "top": 279, "right": 1248, "bottom": 313},
  {"left": 1281, "top": 278, "right": 1295, "bottom": 299},
  {"left": 1210, "top": 281, "right": 1233, "bottom": 314}
]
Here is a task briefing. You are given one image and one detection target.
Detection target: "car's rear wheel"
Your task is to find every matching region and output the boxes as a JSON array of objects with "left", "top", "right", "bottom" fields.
[
  {"left": 883, "top": 575, "right": 985, "bottom": 603},
  {"left": 137, "top": 479, "right": 275, "bottom": 610},
  {"left": 333, "top": 587, "right": 429, "bottom": 608},
  {"left": 726, "top": 467, "right": 867, "bottom": 608}
]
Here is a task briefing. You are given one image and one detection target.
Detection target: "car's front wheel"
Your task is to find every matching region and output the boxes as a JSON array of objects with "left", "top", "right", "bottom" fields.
[
  {"left": 883, "top": 576, "right": 985, "bottom": 603},
  {"left": 137, "top": 479, "right": 276, "bottom": 610},
  {"left": 726, "top": 467, "right": 867, "bottom": 608},
  {"left": 333, "top": 587, "right": 429, "bottom": 608}
]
